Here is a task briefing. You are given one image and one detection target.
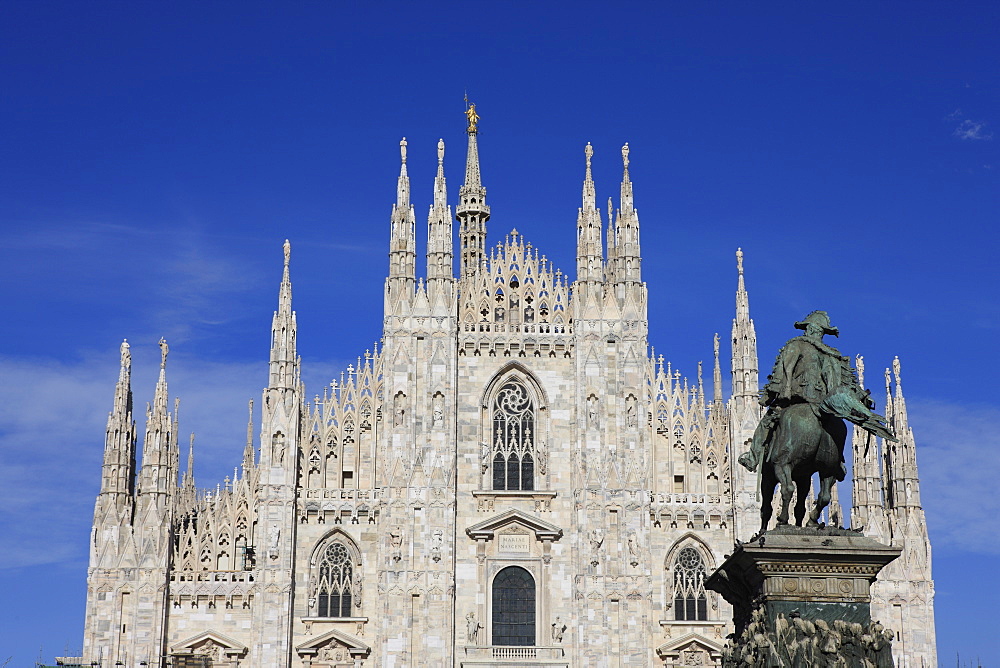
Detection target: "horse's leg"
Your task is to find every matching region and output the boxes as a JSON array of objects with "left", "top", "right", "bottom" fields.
[
  {"left": 808, "top": 475, "right": 835, "bottom": 527},
  {"left": 759, "top": 466, "right": 777, "bottom": 535},
  {"left": 793, "top": 473, "right": 811, "bottom": 526},
  {"left": 774, "top": 464, "right": 794, "bottom": 525}
]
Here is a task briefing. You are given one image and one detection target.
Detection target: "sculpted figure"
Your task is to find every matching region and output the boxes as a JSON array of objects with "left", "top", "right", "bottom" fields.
[
  {"left": 466, "top": 611, "right": 482, "bottom": 644},
  {"left": 737, "top": 312, "right": 895, "bottom": 532},
  {"left": 465, "top": 103, "right": 480, "bottom": 132},
  {"left": 551, "top": 616, "right": 566, "bottom": 643}
]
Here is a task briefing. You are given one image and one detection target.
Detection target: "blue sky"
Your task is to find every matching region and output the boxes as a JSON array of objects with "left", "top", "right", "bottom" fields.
[{"left": 1, "top": 2, "right": 998, "bottom": 665}]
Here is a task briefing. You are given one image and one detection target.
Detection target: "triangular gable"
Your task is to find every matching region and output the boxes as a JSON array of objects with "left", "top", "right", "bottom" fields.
[
  {"left": 655, "top": 632, "right": 723, "bottom": 657},
  {"left": 171, "top": 630, "right": 247, "bottom": 655},
  {"left": 295, "top": 628, "right": 370, "bottom": 657},
  {"left": 466, "top": 508, "right": 562, "bottom": 541}
]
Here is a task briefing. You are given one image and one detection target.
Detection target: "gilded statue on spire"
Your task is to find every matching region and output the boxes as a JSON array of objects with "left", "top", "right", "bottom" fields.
[{"left": 464, "top": 101, "right": 480, "bottom": 134}]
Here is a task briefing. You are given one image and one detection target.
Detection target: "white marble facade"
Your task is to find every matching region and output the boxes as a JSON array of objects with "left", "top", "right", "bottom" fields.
[{"left": 82, "top": 119, "right": 935, "bottom": 667}]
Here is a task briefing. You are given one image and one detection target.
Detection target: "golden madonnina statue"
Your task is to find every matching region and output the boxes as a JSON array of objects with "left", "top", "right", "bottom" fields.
[{"left": 465, "top": 102, "right": 480, "bottom": 133}]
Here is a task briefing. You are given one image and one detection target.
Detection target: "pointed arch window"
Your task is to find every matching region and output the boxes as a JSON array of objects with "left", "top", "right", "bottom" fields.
[
  {"left": 491, "top": 380, "right": 535, "bottom": 491},
  {"left": 313, "top": 540, "right": 359, "bottom": 618},
  {"left": 492, "top": 566, "right": 536, "bottom": 646},
  {"left": 672, "top": 547, "right": 708, "bottom": 621}
]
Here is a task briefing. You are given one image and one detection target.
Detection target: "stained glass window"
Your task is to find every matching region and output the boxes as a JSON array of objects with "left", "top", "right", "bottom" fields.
[
  {"left": 315, "top": 542, "right": 355, "bottom": 617},
  {"left": 491, "top": 380, "right": 535, "bottom": 491},
  {"left": 673, "top": 547, "right": 708, "bottom": 621}
]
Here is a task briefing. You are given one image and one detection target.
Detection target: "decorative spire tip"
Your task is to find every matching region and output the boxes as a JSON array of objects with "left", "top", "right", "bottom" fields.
[
  {"left": 400, "top": 137, "right": 407, "bottom": 163},
  {"left": 736, "top": 247, "right": 744, "bottom": 275},
  {"left": 283, "top": 239, "right": 291, "bottom": 267},
  {"left": 622, "top": 142, "right": 630, "bottom": 168},
  {"left": 437, "top": 138, "right": 445, "bottom": 164},
  {"left": 158, "top": 337, "right": 169, "bottom": 369}
]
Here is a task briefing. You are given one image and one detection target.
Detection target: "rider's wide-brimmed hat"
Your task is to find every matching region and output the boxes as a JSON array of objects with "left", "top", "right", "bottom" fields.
[{"left": 794, "top": 310, "right": 839, "bottom": 336}]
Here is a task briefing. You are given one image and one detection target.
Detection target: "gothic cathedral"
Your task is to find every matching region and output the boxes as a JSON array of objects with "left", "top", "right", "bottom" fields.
[{"left": 82, "top": 113, "right": 936, "bottom": 667}]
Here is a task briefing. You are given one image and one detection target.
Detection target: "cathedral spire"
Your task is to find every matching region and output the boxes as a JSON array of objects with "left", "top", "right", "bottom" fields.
[
  {"left": 243, "top": 398, "right": 255, "bottom": 473},
  {"left": 575, "top": 142, "right": 603, "bottom": 284},
  {"left": 730, "top": 248, "right": 758, "bottom": 404},
  {"left": 270, "top": 241, "right": 299, "bottom": 390},
  {"left": 713, "top": 333, "right": 723, "bottom": 404},
  {"left": 615, "top": 143, "right": 642, "bottom": 286},
  {"left": 387, "top": 139, "right": 417, "bottom": 307},
  {"left": 427, "top": 138, "right": 454, "bottom": 308},
  {"left": 98, "top": 339, "right": 137, "bottom": 510},
  {"left": 183, "top": 433, "right": 195, "bottom": 490},
  {"left": 138, "top": 338, "right": 177, "bottom": 506},
  {"left": 885, "top": 357, "right": 923, "bottom": 511},
  {"left": 457, "top": 101, "right": 490, "bottom": 278}
]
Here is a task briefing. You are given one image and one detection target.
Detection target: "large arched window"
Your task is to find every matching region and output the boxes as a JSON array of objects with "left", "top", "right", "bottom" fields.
[
  {"left": 672, "top": 547, "right": 708, "bottom": 621},
  {"left": 314, "top": 540, "right": 358, "bottom": 618},
  {"left": 491, "top": 380, "right": 535, "bottom": 491},
  {"left": 492, "top": 566, "right": 536, "bottom": 646}
]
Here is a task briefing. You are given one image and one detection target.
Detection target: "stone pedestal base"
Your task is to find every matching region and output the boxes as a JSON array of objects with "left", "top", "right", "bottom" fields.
[{"left": 706, "top": 526, "right": 899, "bottom": 667}]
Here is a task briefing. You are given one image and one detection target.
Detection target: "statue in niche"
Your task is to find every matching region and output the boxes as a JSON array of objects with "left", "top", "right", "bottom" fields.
[
  {"left": 430, "top": 528, "right": 443, "bottom": 562},
  {"left": 466, "top": 611, "right": 483, "bottom": 644},
  {"left": 393, "top": 393, "right": 405, "bottom": 427},
  {"left": 389, "top": 527, "right": 403, "bottom": 562},
  {"left": 551, "top": 617, "right": 566, "bottom": 643},
  {"left": 737, "top": 311, "right": 895, "bottom": 533},
  {"left": 480, "top": 442, "right": 491, "bottom": 474},
  {"left": 267, "top": 524, "right": 280, "bottom": 560},
  {"left": 625, "top": 396, "right": 637, "bottom": 428},
  {"left": 587, "top": 396, "right": 599, "bottom": 428},
  {"left": 627, "top": 531, "right": 639, "bottom": 567},
  {"left": 271, "top": 431, "right": 286, "bottom": 466},
  {"left": 432, "top": 394, "right": 444, "bottom": 429},
  {"left": 589, "top": 528, "right": 604, "bottom": 565}
]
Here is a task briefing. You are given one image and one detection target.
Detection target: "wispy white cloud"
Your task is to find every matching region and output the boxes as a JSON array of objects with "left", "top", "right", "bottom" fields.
[
  {"left": 0, "top": 345, "right": 358, "bottom": 571},
  {"left": 947, "top": 110, "right": 993, "bottom": 141},
  {"left": 954, "top": 119, "right": 993, "bottom": 141},
  {"left": 909, "top": 399, "right": 1000, "bottom": 554}
]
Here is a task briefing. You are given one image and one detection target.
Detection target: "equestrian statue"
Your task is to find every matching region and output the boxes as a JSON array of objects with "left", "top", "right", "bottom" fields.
[{"left": 738, "top": 311, "right": 895, "bottom": 534}]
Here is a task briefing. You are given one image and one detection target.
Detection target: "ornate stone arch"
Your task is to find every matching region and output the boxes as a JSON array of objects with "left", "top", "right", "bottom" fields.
[
  {"left": 309, "top": 530, "right": 363, "bottom": 618},
  {"left": 664, "top": 534, "right": 717, "bottom": 622},
  {"left": 480, "top": 364, "right": 549, "bottom": 491}
]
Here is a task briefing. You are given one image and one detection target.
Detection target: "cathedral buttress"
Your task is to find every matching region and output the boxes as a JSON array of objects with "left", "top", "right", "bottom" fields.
[
  {"left": 84, "top": 340, "right": 139, "bottom": 665},
  {"left": 254, "top": 240, "right": 301, "bottom": 665},
  {"left": 129, "top": 339, "right": 178, "bottom": 666},
  {"left": 873, "top": 357, "right": 936, "bottom": 667}
]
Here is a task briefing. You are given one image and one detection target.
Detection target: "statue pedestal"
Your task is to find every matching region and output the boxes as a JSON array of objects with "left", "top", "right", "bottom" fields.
[{"left": 706, "top": 526, "right": 900, "bottom": 667}]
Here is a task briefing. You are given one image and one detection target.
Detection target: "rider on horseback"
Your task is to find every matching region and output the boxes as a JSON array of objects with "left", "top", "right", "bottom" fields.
[{"left": 738, "top": 311, "right": 894, "bottom": 474}]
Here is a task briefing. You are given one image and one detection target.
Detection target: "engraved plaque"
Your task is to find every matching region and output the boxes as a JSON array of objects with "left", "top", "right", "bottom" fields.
[{"left": 498, "top": 534, "right": 531, "bottom": 553}]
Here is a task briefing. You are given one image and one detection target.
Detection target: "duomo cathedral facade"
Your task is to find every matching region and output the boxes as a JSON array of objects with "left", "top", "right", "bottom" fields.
[{"left": 81, "top": 114, "right": 936, "bottom": 667}]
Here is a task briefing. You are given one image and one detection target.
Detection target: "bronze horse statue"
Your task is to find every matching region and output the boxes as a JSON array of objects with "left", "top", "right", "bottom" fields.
[{"left": 740, "top": 312, "right": 895, "bottom": 535}]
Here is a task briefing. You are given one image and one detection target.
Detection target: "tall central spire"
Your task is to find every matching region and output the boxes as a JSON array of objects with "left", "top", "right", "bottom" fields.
[{"left": 457, "top": 100, "right": 489, "bottom": 278}]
